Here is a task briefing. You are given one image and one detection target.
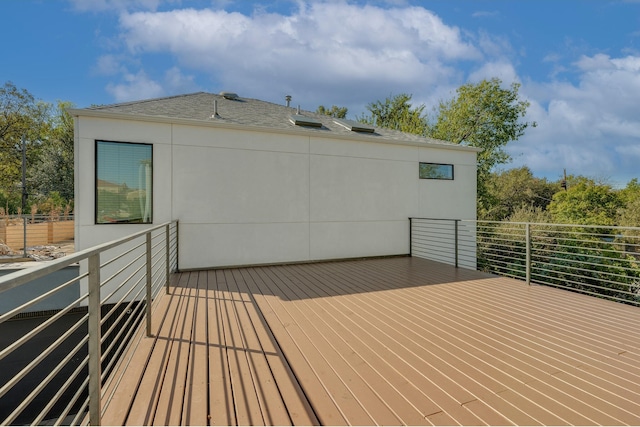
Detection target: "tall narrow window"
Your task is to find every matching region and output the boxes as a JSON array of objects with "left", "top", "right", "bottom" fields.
[
  {"left": 419, "top": 162, "right": 454, "bottom": 180},
  {"left": 96, "top": 141, "right": 153, "bottom": 224}
]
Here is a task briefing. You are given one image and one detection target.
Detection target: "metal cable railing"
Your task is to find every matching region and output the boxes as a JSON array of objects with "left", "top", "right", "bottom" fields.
[
  {"left": 409, "top": 218, "right": 477, "bottom": 270},
  {"left": 0, "top": 220, "right": 178, "bottom": 425},
  {"left": 410, "top": 218, "right": 640, "bottom": 306}
]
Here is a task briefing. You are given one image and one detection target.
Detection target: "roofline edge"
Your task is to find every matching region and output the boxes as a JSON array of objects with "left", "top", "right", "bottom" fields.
[{"left": 67, "top": 108, "right": 482, "bottom": 153}]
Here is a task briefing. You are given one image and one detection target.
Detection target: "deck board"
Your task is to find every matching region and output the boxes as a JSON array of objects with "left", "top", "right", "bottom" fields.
[
  {"left": 152, "top": 270, "right": 194, "bottom": 426},
  {"left": 125, "top": 271, "right": 190, "bottom": 425},
  {"left": 182, "top": 271, "right": 208, "bottom": 426},
  {"left": 207, "top": 270, "right": 236, "bottom": 426},
  {"left": 103, "top": 256, "right": 640, "bottom": 425},
  {"left": 240, "top": 267, "right": 344, "bottom": 426}
]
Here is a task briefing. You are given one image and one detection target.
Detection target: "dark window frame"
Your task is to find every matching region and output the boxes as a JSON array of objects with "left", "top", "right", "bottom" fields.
[
  {"left": 419, "top": 162, "right": 454, "bottom": 180},
  {"left": 95, "top": 140, "right": 153, "bottom": 225}
]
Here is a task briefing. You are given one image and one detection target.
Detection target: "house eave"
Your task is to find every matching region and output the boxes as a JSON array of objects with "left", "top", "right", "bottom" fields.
[{"left": 68, "top": 108, "right": 482, "bottom": 153}]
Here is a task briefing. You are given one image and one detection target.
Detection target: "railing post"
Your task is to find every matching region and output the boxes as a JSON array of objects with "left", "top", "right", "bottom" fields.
[
  {"left": 409, "top": 218, "right": 413, "bottom": 257},
  {"left": 22, "top": 215, "right": 27, "bottom": 259},
  {"left": 146, "top": 232, "right": 152, "bottom": 337},
  {"left": 454, "top": 219, "right": 459, "bottom": 268},
  {"left": 165, "top": 224, "right": 170, "bottom": 294},
  {"left": 525, "top": 223, "right": 531, "bottom": 285},
  {"left": 88, "top": 254, "right": 102, "bottom": 426},
  {"left": 175, "top": 220, "right": 179, "bottom": 272}
]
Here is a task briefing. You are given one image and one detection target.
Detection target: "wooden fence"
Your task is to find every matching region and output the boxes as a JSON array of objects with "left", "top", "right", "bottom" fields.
[{"left": 0, "top": 220, "right": 74, "bottom": 250}]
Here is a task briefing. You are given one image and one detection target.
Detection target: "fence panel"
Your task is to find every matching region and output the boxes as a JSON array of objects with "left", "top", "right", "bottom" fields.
[{"left": 0, "top": 215, "right": 75, "bottom": 252}]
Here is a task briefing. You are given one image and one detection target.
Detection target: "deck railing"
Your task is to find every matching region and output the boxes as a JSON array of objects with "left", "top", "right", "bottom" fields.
[
  {"left": 0, "top": 220, "right": 178, "bottom": 426},
  {"left": 410, "top": 218, "right": 640, "bottom": 306}
]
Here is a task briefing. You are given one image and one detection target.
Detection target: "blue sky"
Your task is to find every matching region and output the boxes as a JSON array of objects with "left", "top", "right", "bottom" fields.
[{"left": 3, "top": 0, "right": 640, "bottom": 186}]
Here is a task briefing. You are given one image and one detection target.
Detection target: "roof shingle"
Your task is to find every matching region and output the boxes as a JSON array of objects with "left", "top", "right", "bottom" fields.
[{"left": 82, "top": 92, "right": 463, "bottom": 147}]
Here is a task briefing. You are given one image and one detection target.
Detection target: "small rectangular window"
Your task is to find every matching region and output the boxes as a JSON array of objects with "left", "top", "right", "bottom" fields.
[
  {"left": 96, "top": 141, "right": 153, "bottom": 224},
  {"left": 419, "top": 162, "right": 454, "bottom": 180}
]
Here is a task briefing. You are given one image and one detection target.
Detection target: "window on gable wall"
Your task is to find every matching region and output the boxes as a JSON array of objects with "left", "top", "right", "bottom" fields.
[
  {"left": 95, "top": 141, "right": 153, "bottom": 224},
  {"left": 419, "top": 162, "right": 454, "bottom": 180}
]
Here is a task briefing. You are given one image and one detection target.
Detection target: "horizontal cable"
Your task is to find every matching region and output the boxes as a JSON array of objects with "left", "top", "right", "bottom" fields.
[
  {"left": 0, "top": 270, "right": 88, "bottom": 325},
  {"left": 2, "top": 335, "right": 89, "bottom": 425},
  {"left": 0, "top": 295, "right": 88, "bottom": 363},
  {"left": 0, "top": 312, "right": 89, "bottom": 401}
]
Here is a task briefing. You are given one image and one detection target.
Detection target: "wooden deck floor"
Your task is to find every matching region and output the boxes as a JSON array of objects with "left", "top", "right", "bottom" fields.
[{"left": 102, "top": 256, "right": 640, "bottom": 426}]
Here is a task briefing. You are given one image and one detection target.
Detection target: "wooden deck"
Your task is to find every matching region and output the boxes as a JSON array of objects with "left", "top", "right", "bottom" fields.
[{"left": 102, "top": 256, "right": 640, "bottom": 426}]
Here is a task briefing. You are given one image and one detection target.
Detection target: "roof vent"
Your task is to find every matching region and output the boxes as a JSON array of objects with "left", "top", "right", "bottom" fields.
[
  {"left": 211, "top": 100, "right": 220, "bottom": 118},
  {"left": 219, "top": 91, "right": 239, "bottom": 100},
  {"left": 333, "top": 118, "right": 375, "bottom": 133},
  {"left": 290, "top": 114, "right": 322, "bottom": 128},
  {"left": 285, "top": 95, "right": 292, "bottom": 107}
]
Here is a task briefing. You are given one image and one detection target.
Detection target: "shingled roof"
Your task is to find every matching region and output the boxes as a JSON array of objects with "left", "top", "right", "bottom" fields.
[{"left": 75, "top": 92, "right": 473, "bottom": 149}]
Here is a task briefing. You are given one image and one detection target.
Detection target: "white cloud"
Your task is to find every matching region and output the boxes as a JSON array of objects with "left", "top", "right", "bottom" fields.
[
  {"left": 87, "top": 2, "right": 640, "bottom": 184},
  {"left": 106, "top": 69, "right": 164, "bottom": 101},
  {"left": 93, "top": 54, "right": 123, "bottom": 76},
  {"left": 104, "top": 66, "right": 199, "bottom": 102},
  {"left": 113, "top": 3, "right": 480, "bottom": 109},
  {"left": 510, "top": 52, "right": 640, "bottom": 185},
  {"left": 468, "top": 60, "right": 518, "bottom": 84},
  {"left": 164, "top": 66, "right": 199, "bottom": 93}
]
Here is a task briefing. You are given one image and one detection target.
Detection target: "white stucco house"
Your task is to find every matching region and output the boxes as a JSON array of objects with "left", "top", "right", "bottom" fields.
[{"left": 70, "top": 92, "right": 478, "bottom": 270}]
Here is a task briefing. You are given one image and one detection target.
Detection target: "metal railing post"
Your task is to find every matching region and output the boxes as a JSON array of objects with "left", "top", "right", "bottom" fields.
[
  {"left": 165, "top": 224, "right": 170, "bottom": 294},
  {"left": 525, "top": 223, "right": 531, "bottom": 285},
  {"left": 88, "top": 254, "right": 102, "bottom": 426},
  {"left": 146, "top": 232, "right": 152, "bottom": 337},
  {"left": 454, "top": 219, "right": 459, "bottom": 268},
  {"left": 22, "top": 216, "right": 27, "bottom": 258},
  {"left": 409, "top": 218, "right": 413, "bottom": 257},
  {"left": 175, "top": 220, "right": 180, "bottom": 272}
]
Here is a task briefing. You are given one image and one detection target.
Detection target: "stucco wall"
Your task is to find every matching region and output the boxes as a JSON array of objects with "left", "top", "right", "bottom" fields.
[{"left": 75, "top": 116, "right": 476, "bottom": 270}]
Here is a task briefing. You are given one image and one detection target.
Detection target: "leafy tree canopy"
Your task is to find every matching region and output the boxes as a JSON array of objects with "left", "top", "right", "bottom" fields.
[
  {"left": 357, "top": 93, "right": 428, "bottom": 135},
  {"left": 617, "top": 178, "right": 640, "bottom": 229},
  {"left": 482, "top": 166, "right": 559, "bottom": 221},
  {"left": 429, "top": 78, "right": 534, "bottom": 174},
  {"left": 548, "top": 177, "right": 624, "bottom": 226},
  {"left": 0, "top": 82, "right": 51, "bottom": 194},
  {"left": 0, "top": 82, "right": 74, "bottom": 213},
  {"left": 316, "top": 105, "right": 348, "bottom": 118},
  {"left": 0, "top": 81, "right": 50, "bottom": 144},
  {"left": 428, "top": 78, "right": 535, "bottom": 212},
  {"left": 30, "top": 101, "right": 75, "bottom": 201}
]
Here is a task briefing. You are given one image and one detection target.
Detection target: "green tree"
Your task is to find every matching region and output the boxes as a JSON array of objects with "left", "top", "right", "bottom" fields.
[
  {"left": 316, "top": 105, "right": 348, "bottom": 118},
  {"left": 615, "top": 179, "right": 640, "bottom": 250},
  {"left": 617, "top": 178, "right": 640, "bottom": 226},
  {"left": 29, "top": 101, "right": 75, "bottom": 201},
  {"left": 428, "top": 79, "right": 535, "bottom": 212},
  {"left": 0, "top": 82, "right": 52, "bottom": 212},
  {"left": 358, "top": 93, "right": 428, "bottom": 135},
  {"left": 619, "top": 197, "right": 640, "bottom": 227},
  {"left": 548, "top": 177, "right": 623, "bottom": 226},
  {"left": 0, "top": 82, "right": 50, "bottom": 191},
  {"left": 0, "top": 189, "right": 19, "bottom": 215},
  {"left": 482, "top": 167, "right": 559, "bottom": 220}
]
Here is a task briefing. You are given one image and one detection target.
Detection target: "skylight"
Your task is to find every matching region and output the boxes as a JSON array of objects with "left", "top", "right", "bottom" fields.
[
  {"left": 290, "top": 114, "right": 322, "bottom": 128},
  {"left": 333, "top": 118, "right": 375, "bottom": 133}
]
